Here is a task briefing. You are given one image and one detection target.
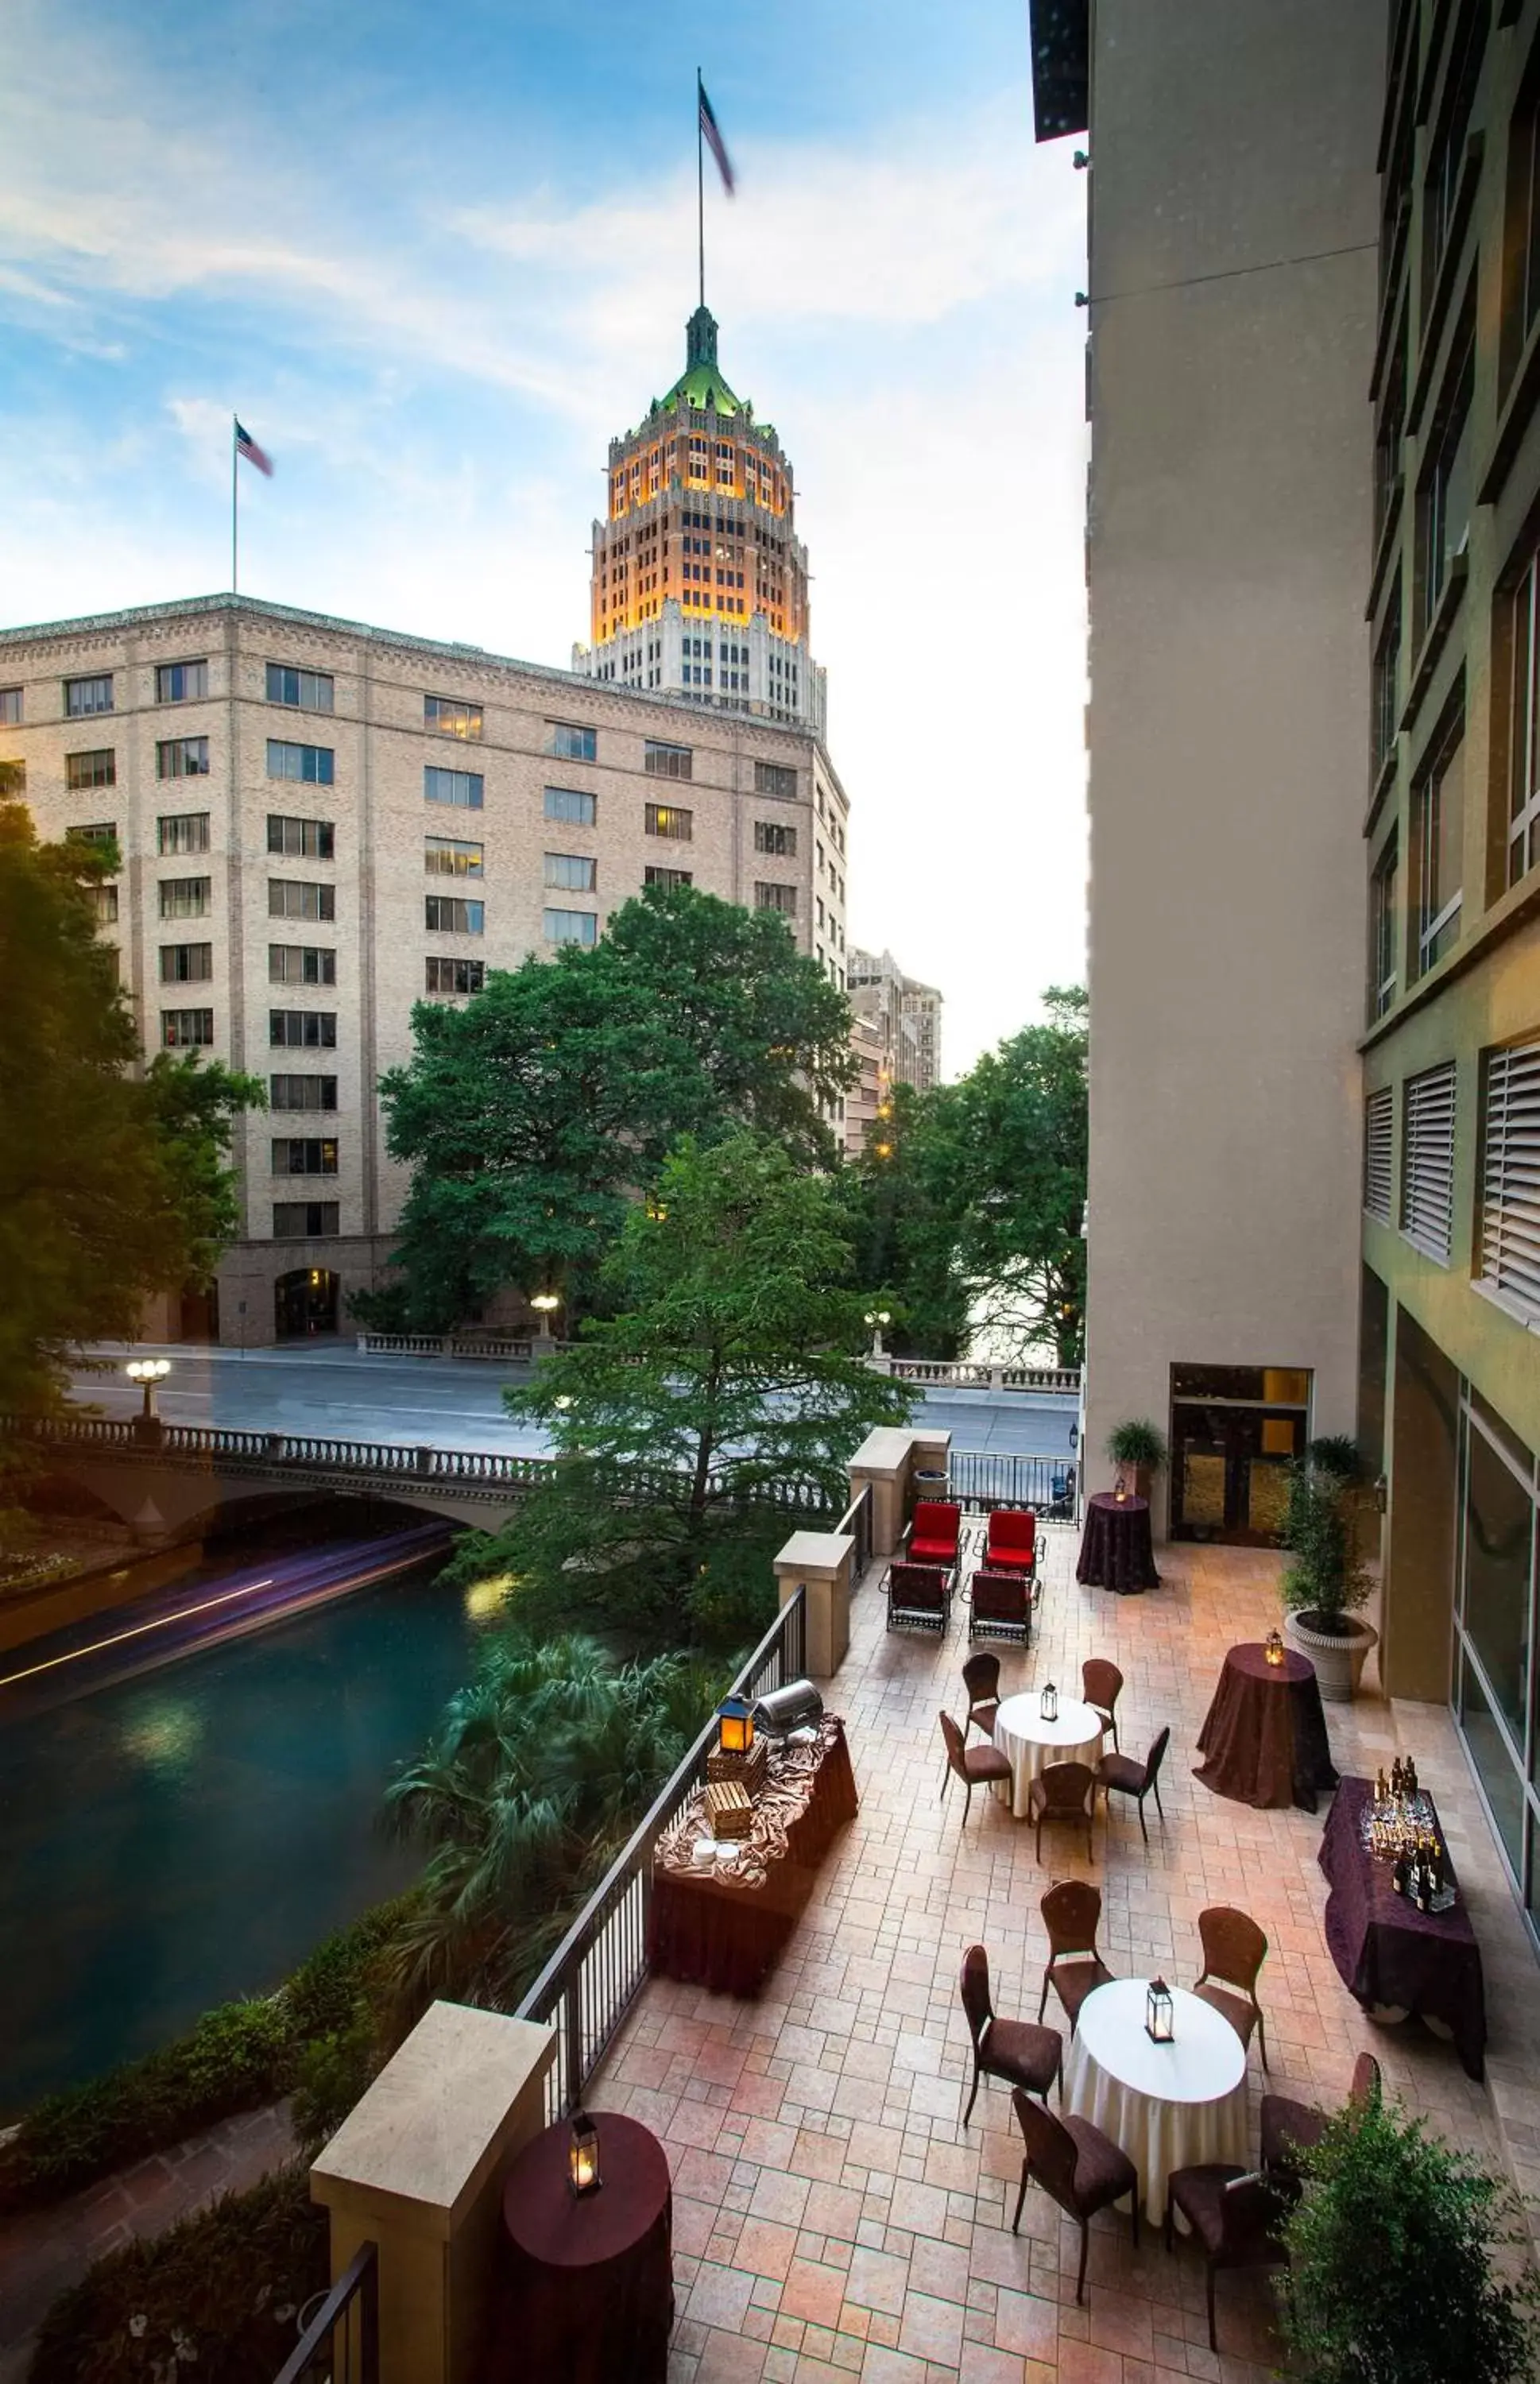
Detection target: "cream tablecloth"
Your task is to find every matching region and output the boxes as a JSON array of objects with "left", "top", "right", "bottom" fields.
[
  {"left": 1062, "top": 1979, "right": 1249, "bottom": 2223},
  {"left": 992, "top": 1692, "right": 1104, "bottom": 1818}
]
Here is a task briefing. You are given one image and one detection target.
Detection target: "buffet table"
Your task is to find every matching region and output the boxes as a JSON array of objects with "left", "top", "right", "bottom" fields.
[
  {"left": 1194, "top": 1641, "right": 1338, "bottom": 1813},
  {"left": 1318, "top": 1774, "right": 1486, "bottom": 2081},
  {"left": 647, "top": 1717, "right": 857, "bottom": 1995}
]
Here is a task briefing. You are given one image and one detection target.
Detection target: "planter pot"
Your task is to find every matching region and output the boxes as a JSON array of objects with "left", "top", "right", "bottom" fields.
[{"left": 1285, "top": 1611, "right": 1378, "bottom": 1702}]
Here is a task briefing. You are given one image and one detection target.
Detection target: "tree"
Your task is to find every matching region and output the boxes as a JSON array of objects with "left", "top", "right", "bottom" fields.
[
  {"left": 848, "top": 1080, "right": 972, "bottom": 1357},
  {"left": 448, "top": 1131, "right": 917, "bottom": 1651},
  {"left": 0, "top": 806, "right": 263, "bottom": 1413},
  {"left": 367, "top": 883, "right": 855, "bottom": 1330}
]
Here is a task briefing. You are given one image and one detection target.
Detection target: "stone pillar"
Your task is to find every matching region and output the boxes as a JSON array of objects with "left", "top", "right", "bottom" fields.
[
  {"left": 311, "top": 2002, "right": 556, "bottom": 2384},
  {"left": 773, "top": 1529, "right": 855, "bottom": 1681},
  {"left": 846, "top": 1427, "right": 916, "bottom": 1558}
]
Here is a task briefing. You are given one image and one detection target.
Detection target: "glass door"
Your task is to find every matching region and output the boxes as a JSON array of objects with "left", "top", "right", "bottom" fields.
[{"left": 1168, "top": 1365, "right": 1311, "bottom": 1546}]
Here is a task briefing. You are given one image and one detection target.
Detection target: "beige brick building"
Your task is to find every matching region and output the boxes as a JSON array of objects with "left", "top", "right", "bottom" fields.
[
  {"left": 0, "top": 594, "right": 850, "bottom": 1343},
  {"left": 847, "top": 946, "right": 944, "bottom": 1093}
]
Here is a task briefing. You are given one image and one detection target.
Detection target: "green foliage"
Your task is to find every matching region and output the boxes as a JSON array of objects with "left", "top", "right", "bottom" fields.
[
  {"left": 1105, "top": 1418, "right": 1168, "bottom": 1472},
  {"left": 1279, "top": 1451, "right": 1372, "bottom": 1630},
  {"left": 288, "top": 2013, "right": 380, "bottom": 2158},
  {"left": 1307, "top": 1433, "right": 1364, "bottom": 1481},
  {"left": 1280, "top": 2091, "right": 1540, "bottom": 2384},
  {"left": 848, "top": 1081, "right": 973, "bottom": 1356},
  {"left": 29, "top": 2161, "right": 327, "bottom": 2384},
  {"left": 370, "top": 882, "right": 855, "bottom": 1329}
]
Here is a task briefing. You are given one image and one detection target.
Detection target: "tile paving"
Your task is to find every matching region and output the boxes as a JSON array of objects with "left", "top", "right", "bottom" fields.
[{"left": 592, "top": 1521, "right": 1540, "bottom": 2384}]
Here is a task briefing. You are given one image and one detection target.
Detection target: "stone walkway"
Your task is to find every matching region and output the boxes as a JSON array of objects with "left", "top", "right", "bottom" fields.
[
  {"left": 592, "top": 1523, "right": 1540, "bottom": 2384},
  {"left": 0, "top": 2101, "right": 295, "bottom": 2384}
]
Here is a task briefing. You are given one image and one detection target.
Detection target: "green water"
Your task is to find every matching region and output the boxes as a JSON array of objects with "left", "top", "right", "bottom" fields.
[{"left": 0, "top": 1558, "right": 493, "bottom": 2118}]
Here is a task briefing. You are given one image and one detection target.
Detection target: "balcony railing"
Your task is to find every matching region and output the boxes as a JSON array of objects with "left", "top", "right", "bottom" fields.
[
  {"left": 884, "top": 1359, "right": 1081, "bottom": 1395},
  {"left": 356, "top": 1331, "right": 534, "bottom": 1362},
  {"left": 948, "top": 1450, "right": 1078, "bottom": 1517},
  {"left": 272, "top": 2242, "right": 378, "bottom": 2384}
]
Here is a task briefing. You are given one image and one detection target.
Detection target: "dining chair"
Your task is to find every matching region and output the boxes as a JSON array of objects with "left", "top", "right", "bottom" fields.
[
  {"left": 938, "top": 1710, "right": 1012, "bottom": 1825},
  {"left": 1036, "top": 1880, "right": 1113, "bottom": 2030},
  {"left": 958, "top": 1943, "right": 1062, "bottom": 2122},
  {"left": 1194, "top": 1906, "right": 1271, "bottom": 2071},
  {"left": 1010, "top": 2088, "right": 1138, "bottom": 2303},
  {"left": 1096, "top": 1724, "right": 1171, "bottom": 1842},
  {"left": 1081, "top": 1658, "right": 1124, "bottom": 1752},
  {"left": 1261, "top": 2049, "right": 1381, "bottom": 2196},
  {"left": 1165, "top": 2165, "right": 1289, "bottom": 2351},
  {"left": 1027, "top": 1759, "right": 1097, "bottom": 1863},
  {"left": 961, "top": 1651, "right": 1001, "bottom": 1740}
]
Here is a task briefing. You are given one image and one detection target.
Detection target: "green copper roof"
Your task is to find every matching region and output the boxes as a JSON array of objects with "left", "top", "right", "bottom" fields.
[{"left": 656, "top": 305, "right": 745, "bottom": 418}]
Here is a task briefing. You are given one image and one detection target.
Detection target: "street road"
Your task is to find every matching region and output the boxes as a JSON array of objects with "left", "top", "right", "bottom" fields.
[{"left": 72, "top": 1342, "right": 1078, "bottom": 1461}]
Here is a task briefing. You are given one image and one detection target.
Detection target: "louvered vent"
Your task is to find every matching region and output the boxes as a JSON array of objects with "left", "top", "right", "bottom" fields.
[
  {"left": 1363, "top": 1086, "right": 1393, "bottom": 1224},
  {"left": 1400, "top": 1062, "right": 1456, "bottom": 1262},
  {"left": 1480, "top": 1039, "right": 1540, "bottom": 1321}
]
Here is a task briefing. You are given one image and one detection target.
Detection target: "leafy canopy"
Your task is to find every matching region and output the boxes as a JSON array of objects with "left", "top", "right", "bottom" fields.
[{"left": 370, "top": 883, "right": 855, "bottom": 1329}]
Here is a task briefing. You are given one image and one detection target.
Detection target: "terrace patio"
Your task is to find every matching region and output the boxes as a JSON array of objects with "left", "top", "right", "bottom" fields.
[{"left": 588, "top": 1515, "right": 1540, "bottom": 2384}]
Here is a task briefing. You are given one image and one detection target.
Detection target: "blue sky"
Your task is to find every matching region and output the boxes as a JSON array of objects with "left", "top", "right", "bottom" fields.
[{"left": 0, "top": 0, "right": 1088, "bottom": 1069}]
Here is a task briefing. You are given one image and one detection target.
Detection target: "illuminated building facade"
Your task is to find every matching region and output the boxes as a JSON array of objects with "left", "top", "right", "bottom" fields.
[{"left": 574, "top": 306, "right": 827, "bottom": 737}]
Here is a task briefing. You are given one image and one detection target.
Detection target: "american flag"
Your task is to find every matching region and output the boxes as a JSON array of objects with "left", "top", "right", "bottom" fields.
[
  {"left": 234, "top": 418, "right": 273, "bottom": 478},
  {"left": 698, "top": 79, "right": 736, "bottom": 195}
]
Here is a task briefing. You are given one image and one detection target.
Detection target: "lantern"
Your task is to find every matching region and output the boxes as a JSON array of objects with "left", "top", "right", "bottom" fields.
[
  {"left": 1112, "top": 1470, "right": 1128, "bottom": 1504},
  {"left": 568, "top": 2110, "right": 602, "bottom": 2197},
  {"left": 1263, "top": 1628, "right": 1286, "bottom": 1667},
  {"left": 1039, "top": 1681, "right": 1058, "bottom": 1724},
  {"left": 716, "top": 1693, "right": 754, "bottom": 1759},
  {"left": 1145, "top": 1977, "right": 1174, "bottom": 2044}
]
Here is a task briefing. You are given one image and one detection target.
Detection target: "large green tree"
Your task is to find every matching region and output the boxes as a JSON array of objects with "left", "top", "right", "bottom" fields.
[
  {"left": 369, "top": 883, "right": 855, "bottom": 1330},
  {"left": 0, "top": 806, "right": 262, "bottom": 1413}
]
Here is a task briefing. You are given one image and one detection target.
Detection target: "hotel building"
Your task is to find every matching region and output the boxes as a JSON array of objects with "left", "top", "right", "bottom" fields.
[{"left": 848, "top": 947, "right": 945, "bottom": 1094}]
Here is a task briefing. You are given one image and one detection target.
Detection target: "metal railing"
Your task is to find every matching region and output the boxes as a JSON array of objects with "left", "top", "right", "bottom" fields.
[
  {"left": 947, "top": 1450, "right": 1077, "bottom": 1516},
  {"left": 356, "top": 1332, "right": 534, "bottom": 1363},
  {"left": 836, "top": 1480, "right": 873, "bottom": 1578},
  {"left": 516, "top": 1586, "right": 808, "bottom": 2121},
  {"left": 273, "top": 2242, "right": 378, "bottom": 2384}
]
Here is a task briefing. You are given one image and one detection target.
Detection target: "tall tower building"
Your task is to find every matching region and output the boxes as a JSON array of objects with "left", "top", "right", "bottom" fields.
[{"left": 573, "top": 306, "right": 827, "bottom": 737}]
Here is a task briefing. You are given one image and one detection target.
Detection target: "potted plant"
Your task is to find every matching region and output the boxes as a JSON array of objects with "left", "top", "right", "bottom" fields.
[
  {"left": 1281, "top": 2087, "right": 1540, "bottom": 2383},
  {"left": 1105, "top": 1418, "right": 1167, "bottom": 1505},
  {"left": 1279, "top": 1436, "right": 1376, "bottom": 1701}
]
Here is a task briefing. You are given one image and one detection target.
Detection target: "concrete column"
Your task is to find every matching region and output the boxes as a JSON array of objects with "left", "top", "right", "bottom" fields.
[
  {"left": 1382, "top": 1303, "right": 1459, "bottom": 1702},
  {"left": 311, "top": 2002, "right": 557, "bottom": 2384},
  {"left": 846, "top": 1427, "right": 914, "bottom": 1558},
  {"left": 773, "top": 1529, "right": 854, "bottom": 1680}
]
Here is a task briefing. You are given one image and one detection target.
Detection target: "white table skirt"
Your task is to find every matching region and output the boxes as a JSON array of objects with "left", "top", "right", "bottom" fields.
[
  {"left": 992, "top": 1693, "right": 1104, "bottom": 1818},
  {"left": 1062, "top": 1980, "right": 1250, "bottom": 2223}
]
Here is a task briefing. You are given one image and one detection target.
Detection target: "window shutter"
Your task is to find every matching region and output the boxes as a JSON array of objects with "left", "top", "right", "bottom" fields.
[
  {"left": 1480, "top": 1039, "right": 1540, "bottom": 1320},
  {"left": 1363, "top": 1086, "right": 1393, "bottom": 1224},
  {"left": 1400, "top": 1062, "right": 1456, "bottom": 1261}
]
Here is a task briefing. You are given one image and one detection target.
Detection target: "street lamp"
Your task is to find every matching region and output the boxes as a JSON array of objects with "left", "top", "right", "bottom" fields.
[
  {"left": 125, "top": 1357, "right": 171, "bottom": 1445},
  {"left": 864, "top": 1310, "right": 891, "bottom": 1362}
]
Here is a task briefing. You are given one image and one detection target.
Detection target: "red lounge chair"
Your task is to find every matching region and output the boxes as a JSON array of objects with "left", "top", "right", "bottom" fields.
[
  {"left": 908, "top": 1500, "right": 962, "bottom": 1581},
  {"left": 985, "top": 1507, "right": 1039, "bottom": 1581},
  {"left": 887, "top": 1561, "right": 951, "bottom": 1635},
  {"left": 968, "top": 1568, "right": 1031, "bottom": 1647}
]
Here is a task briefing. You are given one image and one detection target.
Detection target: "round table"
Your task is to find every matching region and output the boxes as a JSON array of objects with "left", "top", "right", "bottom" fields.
[
  {"left": 992, "top": 1691, "right": 1104, "bottom": 1817},
  {"left": 497, "top": 2113, "right": 673, "bottom": 2382},
  {"left": 1062, "top": 1979, "right": 1249, "bottom": 2224},
  {"left": 1194, "top": 1641, "right": 1339, "bottom": 1813},
  {"left": 1076, "top": 1493, "right": 1161, "bottom": 1593}
]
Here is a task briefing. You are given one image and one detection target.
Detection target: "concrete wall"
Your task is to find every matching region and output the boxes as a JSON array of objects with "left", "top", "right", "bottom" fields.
[{"left": 1081, "top": 0, "right": 1383, "bottom": 1526}]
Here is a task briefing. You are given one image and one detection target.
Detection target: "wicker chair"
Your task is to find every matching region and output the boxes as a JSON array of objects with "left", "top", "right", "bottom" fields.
[
  {"left": 1081, "top": 1658, "right": 1124, "bottom": 1751},
  {"left": 1036, "top": 1880, "right": 1113, "bottom": 2031},
  {"left": 1010, "top": 2090, "right": 1138, "bottom": 2303},
  {"left": 958, "top": 1944, "right": 1062, "bottom": 2123},
  {"left": 938, "top": 1710, "right": 1012, "bottom": 1825},
  {"left": 968, "top": 1568, "right": 1031, "bottom": 1646},
  {"left": 1261, "top": 2049, "right": 1381, "bottom": 2196},
  {"left": 961, "top": 1651, "right": 1001, "bottom": 1741},
  {"left": 1165, "top": 2165, "right": 1288, "bottom": 2351},
  {"left": 1027, "top": 1759, "right": 1097, "bottom": 1863},
  {"left": 1194, "top": 1906, "right": 1271, "bottom": 2071},
  {"left": 1096, "top": 1725, "right": 1170, "bottom": 1842},
  {"left": 887, "top": 1561, "right": 951, "bottom": 1636}
]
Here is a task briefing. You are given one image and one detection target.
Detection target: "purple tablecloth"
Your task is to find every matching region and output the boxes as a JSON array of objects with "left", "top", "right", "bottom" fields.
[
  {"left": 1318, "top": 1775, "right": 1486, "bottom": 2081},
  {"left": 1194, "top": 1643, "right": 1338, "bottom": 1813},
  {"left": 1075, "top": 1493, "right": 1161, "bottom": 1593}
]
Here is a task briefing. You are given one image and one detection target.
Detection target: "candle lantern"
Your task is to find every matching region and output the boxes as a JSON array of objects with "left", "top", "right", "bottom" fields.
[
  {"left": 707, "top": 1691, "right": 766, "bottom": 1793},
  {"left": 1145, "top": 1977, "right": 1174, "bottom": 2044},
  {"left": 1112, "top": 1470, "right": 1128, "bottom": 1504},
  {"left": 1263, "top": 1627, "right": 1286, "bottom": 1667},
  {"left": 568, "top": 2110, "right": 602, "bottom": 2197},
  {"left": 716, "top": 1693, "right": 754, "bottom": 1759},
  {"left": 1039, "top": 1681, "right": 1058, "bottom": 1724}
]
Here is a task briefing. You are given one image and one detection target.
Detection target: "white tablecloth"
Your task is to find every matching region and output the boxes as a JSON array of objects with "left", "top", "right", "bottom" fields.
[
  {"left": 1062, "top": 1980, "right": 1249, "bottom": 2223},
  {"left": 992, "top": 1692, "right": 1104, "bottom": 1817}
]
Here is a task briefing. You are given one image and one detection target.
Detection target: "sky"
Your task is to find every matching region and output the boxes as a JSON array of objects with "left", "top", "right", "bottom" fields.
[{"left": 0, "top": 0, "right": 1089, "bottom": 1074}]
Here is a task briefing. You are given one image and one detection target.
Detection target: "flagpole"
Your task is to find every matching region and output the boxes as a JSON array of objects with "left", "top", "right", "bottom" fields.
[
  {"left": 231, "top": 416, "right": 238, "bottom": 595},
  {"left": 696, "top": 67, "right": 705, "bottom": 308}
]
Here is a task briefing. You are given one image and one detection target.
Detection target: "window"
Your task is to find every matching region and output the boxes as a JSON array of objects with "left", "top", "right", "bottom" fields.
[
  {"left": 269, "top": 880, "right": 336, "bottom": 923},
  {"left": 269, "top": 1074, "right": 337, "bottom": 1111},
  {"left": 1411, "top": 710, "right": 1465, "bottom": 979},
  {"left": 160, "top": 877, "right": 211, "bottom": 919},
  {"left": 544, "top": 786, "right": 596, "bottom": 826},
  {"left": 0, "top": 760, "right": 23, "bottom": 797},
  {"left": 1479, "top": 1037, "right": 1540, "bottom": 1319},
  {"left": 156, "top": 660, "right": 208, "bottom": 704},
  {"left": 1416, "top": 318, "right": 1474, "bottom": 644},
  {"left": 268, "top": 740, "right": 335, "bottom": 785},
  {"left": 65, "top": 749, "right": 115, "bottom": 791},
  {"left": 1402, "top": 1060, "right": 1457, "bottom": 1261},
  {"left": 1504, "top": 543, "right": 1540, "bottom": 884},
  {"left": 272, "top": 1137, "right": 338, "bottom": 1176},
  {"left": 270, "top": 1011, "right": 338, "bottom": 1048},
  {"left": 424, "top": 895, "right": 484, "bottom": 933},
  {"left": 544, "top": 908, "right": 598, "bottom": 945},
  {"left": 1372, "top": 583, "right": 1402, "bottom": 772},
  {"left": 644, "top": 739, "right": 692, "bottom": 780},
  {"left": 157, "top": 737, "right": 209, "bottom": 780},
  {"left": 547, "top": 722, "right": 596, "bottom": 762},
  {"left": 754, "top": 820, "right": 796, "bottom": 857},
  {"left": 645, "top": 803, "right": 693, "bottom": 841},
  {"left": 273, "top": 1201, "right": 339, "bottom": 1237},
  {"left": 1369, "top": 836, "right": 1399, "bottom": 1018},
  {"left": 425, "top": 956, "right": 485, "bottom": 995},
  {"left": 424, "top": 695, "right": 483, "bottom": 739},
  {"left": 68, "top": 821, "right": 116, "bottom": 850},
  {"left": 754, "top": 760, "right": 797, "bottom": 801},
  {"left": 157, "top": 812, "right": 210, "bottom": 856},
  {"left": 90, "top": 884, "right": 119, "bottom": 925},
  {"left": 424, "top": 765, "right": 483, "bottom": 809},
  {"left": 1364, "top": 1086, "right": 1394, "bottom": 1223},
  {"left": 162, "top": 1008, "right": 214, "bottom": 1048},
  {"left": 1424, "top": 2, "right": 1487, "bottom": 299},
  {"left": 1503, "top": 47, "right": 1540, "bottom": 387},
  {"left": 266, "top": 663, "right": 334, "bottom": 712},
  {"left": 1374, "top": 332, "right": 1407, "bottom": 550},
  {"left": 64, "top": 675, "right": 113, "bottom": 718},
  {"left": 269, "top": 945, "right": 337, "bottom": 985},
  {"left": 0, "top": 687, "right": 21, "bottom": 725},
  {"left": 754, "top": 882, "right": 798, "bottom": 915},
  {"left": 160, "top": 942, "right": 212, "bottom": 984},
  {"left": 425, "top": 837, "right": 483, "bottom": 877},
  {"left": 544, "top": 853, "right": 597, "bottom": 891},
  {"left": 644, "top": 865, "right": 693, "bottom": 891},
  {"left": 267, "top": 815, "right": 335, "bottom": 859}
]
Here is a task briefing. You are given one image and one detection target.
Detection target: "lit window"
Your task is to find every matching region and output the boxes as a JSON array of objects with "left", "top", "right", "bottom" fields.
[
  {"left": 272, "top": 1138, "right": 339, "bottom": 1176},
  {"left": 645, "top": 803, "right": 693, "bottom": 841},
  {"left": 424, "top": 695, "right": 483, "bottom": 739},
  {"left": 425, "top": 838, "right": 483, "bottom": 877}
]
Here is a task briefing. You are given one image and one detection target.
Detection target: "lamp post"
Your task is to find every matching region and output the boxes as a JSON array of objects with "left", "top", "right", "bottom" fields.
[
  {"left": 529, "top": 1288, "right": 562, "bottom": 1363},
  {"left": 125, "top": 1357, "right": 171, "bottom": 1447},
  {"left": 864, "top": 1309, "right": 891, "bottom": 1364}
]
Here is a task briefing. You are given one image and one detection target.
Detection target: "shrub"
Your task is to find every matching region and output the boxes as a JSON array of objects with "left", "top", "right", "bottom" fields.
[
  {"left": 1279, "top": 1452, "right": 1372, "bottom": 1631},
  {"left": 1105, "top": 1418, "right": 1167, "bottom": 1473}
]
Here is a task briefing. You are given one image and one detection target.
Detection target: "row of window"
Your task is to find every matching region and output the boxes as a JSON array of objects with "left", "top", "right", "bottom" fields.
[{"left": 1364, "top": 1033, "right": 1540, "bottom": 1326}]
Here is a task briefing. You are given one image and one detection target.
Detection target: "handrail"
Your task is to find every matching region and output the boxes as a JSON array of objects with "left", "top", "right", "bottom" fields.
[
  {"left": 834, "top": 1480, "right": 873, "bottom": 1578},
  {"left": 271, "top": 2240, "right": 378, "bottom": 2384},
  {"left": 884, "top": 1359, "right": 1081, "bottom": 1395},
  {"left": 356, "top": 1332, "right": 535, "bottom": 1362}
]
